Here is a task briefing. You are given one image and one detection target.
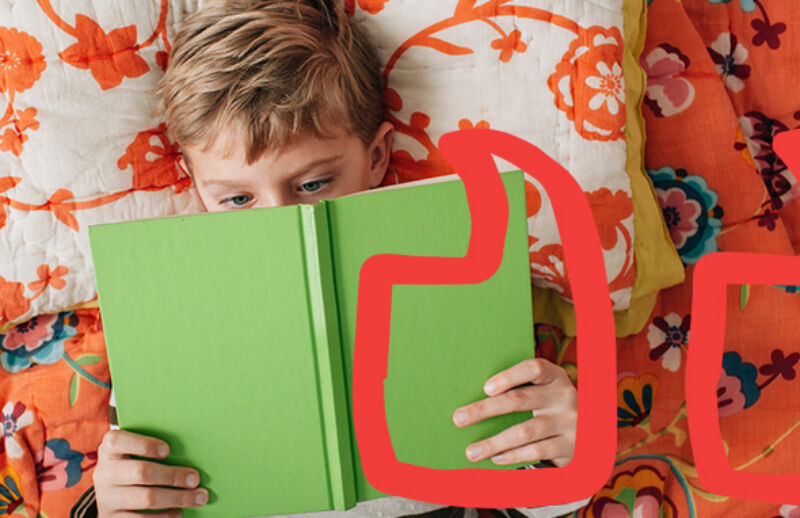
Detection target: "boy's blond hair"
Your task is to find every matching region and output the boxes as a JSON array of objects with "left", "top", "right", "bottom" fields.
[{"left": 158, "top": 0, "right": 384, "bottom": 163}]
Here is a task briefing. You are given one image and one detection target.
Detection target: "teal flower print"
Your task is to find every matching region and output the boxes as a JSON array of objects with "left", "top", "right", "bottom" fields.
[{"left": 647, "top": 167, "right": 723, "bottom": 264}]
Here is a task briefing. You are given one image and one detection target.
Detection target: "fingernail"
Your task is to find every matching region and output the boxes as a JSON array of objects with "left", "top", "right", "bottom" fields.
[
  {"left": 454, "top": 411, "right": 468, "bottom": 425},
  {"left": 196, "top": 489, "right": 209, "bottom": 506},
  {"left": 158, "top": 443, "right": 169, "bottom": 458},
  {"left": 484, "top": 380, "right": 496, "bottom": 395},
  {"left": 466, "top": 445, "right": 481, "bottom": 460},
  {"left": 491, "top": 454, "right": 505, "bottom": 464},
  {"left": 186, "top": 472, "right": 199, "bottom": 487}
]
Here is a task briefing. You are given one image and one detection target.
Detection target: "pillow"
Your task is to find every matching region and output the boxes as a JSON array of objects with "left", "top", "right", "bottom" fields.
[
  {"left": 351, "top": 0, "right": 685, "bottom": 336},
  {"left": 0, "top": 0, "right": 683, "bottom": 338},
  {"left": 0, "top": 0, "right": 203, "bottom": 333}
]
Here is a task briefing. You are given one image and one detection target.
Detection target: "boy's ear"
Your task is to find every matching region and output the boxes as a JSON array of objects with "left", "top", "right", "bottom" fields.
[
  {"left": 368, "top": 121, "right": 394, "bottom": 188},
  {"left": 177, "top": 155, "right": 192, "bottom": 177}
]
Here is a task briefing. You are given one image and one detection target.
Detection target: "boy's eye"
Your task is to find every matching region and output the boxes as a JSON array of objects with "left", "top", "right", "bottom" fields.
[
  {"left": 298, "top": 179, "right": 331, "bottom": 194},
  {"left": 222, "top": 194, "right": 252, "bottom": 208}
]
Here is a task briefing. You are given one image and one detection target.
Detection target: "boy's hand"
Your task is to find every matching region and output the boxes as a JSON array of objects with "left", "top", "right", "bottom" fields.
[
  {"left": 452, "top": 358, "right": 577, "bottom": 467},
  {"left": 94, "top": 430, "right": 209, "bottom": 517}
]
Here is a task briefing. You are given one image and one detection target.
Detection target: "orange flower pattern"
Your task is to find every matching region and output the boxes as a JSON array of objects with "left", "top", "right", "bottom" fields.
[
  {"left": 585, "top": 188, "right": 634, "bottom": 250},
  {"left": 0, "top": 28, "right": 45, "bottom": 156},
  {"left": 345, "top": 0, "right": 391, "bottom": 16},
  {"left": 0, "top": 277, "right": 30, "bottom": 324},
  {"left": 0, "top": 27, "right": 46, "bottom": 94},
  {"left": 529, "top": 243, "right": 572, "bottom": 299},
  {"left": 117, "top": 124, "right": 191, "bottom": 193},
  {"left": 28, "top": 265, "right": 69, "bottom": 293},
  {"left": 0, "top": 107, "right": 41, "bottom": 156},
  {"left": 490, "top": 29, "right": 528, "bottom": 63},
  {"left": 376, "top": 2, "right": 636, "bottom": 309},
  {"left": 0, "top": 127, "right": 25, "bottom": 156},
  {"left": 59, "top": 15, "right": 149, "bottom": 91},
  {"left": 548, "top": 26, "right": 627, "bottom": 141},
  {"left": 0, "top": 265, "right": 70, "bottom": 327}
]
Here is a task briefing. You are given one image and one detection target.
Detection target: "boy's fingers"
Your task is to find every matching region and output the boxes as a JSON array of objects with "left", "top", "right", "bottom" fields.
[
  {"left": 463, "top": 415, "right": 558, "bottom": 462},
  {"left": 109, "top": 459, "right": 200, "bottom": 488},
  {"left": 454, "top": 384, "right": 544, "bottom": 427},
  {"left": 488, "top": 436, "right": 571, "bottom": 466},
  {"left": 112, "top": 486, "right": 208, "bottom": 511},
  {"left": 483, "top": 358, "right": 567, "bottom": 396},
  {"left": 99, "top": 430, "right": 169, "bottom": 459}
]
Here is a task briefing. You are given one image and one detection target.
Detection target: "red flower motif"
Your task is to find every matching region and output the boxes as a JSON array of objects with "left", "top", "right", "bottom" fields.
[
  {"left": 27, "top": 264, "right": 69, "bottom": 292},
  {"left": 751, "top": 18, "right": 785, "bottom": 50},
  {"left": 0, "top": 276, "right": 30, "bottom": 324},
  {"left": 13, "top": 107, "right": 39, "bottom": 133},
  {"left": 529, "top": 243, "right": 572, "bottom": 299},
  {"left": 118, "top": 124, "right": 189, "bottom": 192},
  {"left": 388, "top": 149, "right": 453, "bottom": 184},
  {"left": 457, "top": 119, "right": 490, "bottom": 130},
  {"left": 759, "top": 349, "right": 800, "bottom": 381},
  {"left": 548, "top": 26, "right": 626, "bottom": 142},
  {"left": 490, "top": 30, "right": 527, "bottom": 63},
  {"left": 59, "top": 15, "right": 149, "bottom": 90},
  {"left": 155, "top": 51, "right": 169, "bottom": 72},
  {"left": 0, "top": 27, "right": 47, "bottom": 94},
  {"left": 585, "top": 188, "right": 633, "bottom": 250},
  {"left": 757, "top": 209, "right": 779, "bottom": 231},
  {"left": 345, "top": 0, "right": 390, "bottom": 15},
  {"left": 524, "top": 180, "right": 542, "bottom": 218},
  {"left": 0, "top": 127, "right": 25, "bottom": 156},
  {"left": 383, "top": 88, "right": 403, "bottom": 112}
]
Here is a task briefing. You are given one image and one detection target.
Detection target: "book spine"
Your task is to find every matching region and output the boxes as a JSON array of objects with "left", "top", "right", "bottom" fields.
[{"left": 300, "top": 203, "right": 357, "bottom": 510}]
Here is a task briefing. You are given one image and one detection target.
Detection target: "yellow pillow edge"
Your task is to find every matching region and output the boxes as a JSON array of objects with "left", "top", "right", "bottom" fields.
[
  {"left": 0, "top": 300, "right": 100, "bottom": 335},
  {"left": 623, "top": 0, "right": 685, "bottom": 302},
  {"left": 532, "top": 0, "right": 685, "bottom": 337}
]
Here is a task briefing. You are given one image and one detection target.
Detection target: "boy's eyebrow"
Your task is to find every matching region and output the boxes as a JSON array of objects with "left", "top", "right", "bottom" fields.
[
  {"left": 200, "top": 154, "right": 345, "bottom": 188},
  {"left": 284, "top": 153, "right": 345, "bottom": 177}
]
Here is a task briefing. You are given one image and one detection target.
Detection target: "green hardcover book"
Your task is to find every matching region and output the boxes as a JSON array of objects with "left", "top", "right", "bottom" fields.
[{"left": 89, "top": 171, "right": 535, "bottom": 517}]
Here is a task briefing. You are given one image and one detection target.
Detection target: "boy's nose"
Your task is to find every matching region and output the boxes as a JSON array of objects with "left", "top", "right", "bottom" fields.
[{"left": 261, "top": 191, "right": 293, "bottom": 208}]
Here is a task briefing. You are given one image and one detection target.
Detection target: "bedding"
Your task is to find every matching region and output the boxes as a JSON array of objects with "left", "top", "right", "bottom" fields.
[
  {"left": 532, "top": 0, "right": 800, "bottom": 516},
  {"left": 0, "top": 0, "right": 683, "bottom": 337},
  {"left": 3, "top": 0, "right": 798, "bottom": 517},
  {"left": 352, "top": 0, "right": 684, "bottom": 337}
]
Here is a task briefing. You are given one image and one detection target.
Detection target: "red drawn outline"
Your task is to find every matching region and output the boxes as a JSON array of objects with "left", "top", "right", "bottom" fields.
[
  {"left": 688, "top": 252, "right": 800, "bottom": 504},
  {"left": 352, "top": 129, "right": 617, "bottom": 508}
]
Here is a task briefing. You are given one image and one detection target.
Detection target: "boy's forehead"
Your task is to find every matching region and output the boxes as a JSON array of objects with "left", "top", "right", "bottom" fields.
[{"left": 184, "top": 125, "right": 358, "bottom": 177}]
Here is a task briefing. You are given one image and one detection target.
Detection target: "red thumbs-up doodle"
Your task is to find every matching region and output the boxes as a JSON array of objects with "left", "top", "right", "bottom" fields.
[
  {"left": 352, "top": 129, "right": 617, "bottom": 508},
  {"left": 687, "top": 128, "right": 800, "bottom": 505},
  {"left": 774, "top": 129, "right": 800, "bottom": 203}
]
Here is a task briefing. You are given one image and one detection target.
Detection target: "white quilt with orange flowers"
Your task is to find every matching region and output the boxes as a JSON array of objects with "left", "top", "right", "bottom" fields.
[
  {"left": 351, "top": 0, "right": 637, "bottom": 310},
  {"left": 1, "top": 0, "right": 635, "bottom": 332}
]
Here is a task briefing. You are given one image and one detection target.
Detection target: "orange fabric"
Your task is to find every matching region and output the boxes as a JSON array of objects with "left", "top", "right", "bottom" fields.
[
  {"left": 536, "top": 0, "right": 800, "bottom": 515},
  {"left": 1, "top": 309, "right": 109, "bottom": 516}
]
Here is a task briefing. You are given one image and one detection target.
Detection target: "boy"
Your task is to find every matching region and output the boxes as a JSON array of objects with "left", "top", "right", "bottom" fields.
[{"left": 93, "top": 1, "right": 580, "bottom": 516}]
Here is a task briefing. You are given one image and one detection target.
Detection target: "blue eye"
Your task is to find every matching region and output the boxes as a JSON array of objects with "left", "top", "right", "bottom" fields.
[
  {"left": 299, "top": 179, "right": 331, "bottom": 193},
  {"left": 222, "top": 194, "right": 252, "bottom": 208}
]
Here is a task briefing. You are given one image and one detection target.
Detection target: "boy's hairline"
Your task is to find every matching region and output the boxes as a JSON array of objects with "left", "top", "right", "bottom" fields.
[{"left": 176, "top": 119, "right": 378, "bottom": 172}]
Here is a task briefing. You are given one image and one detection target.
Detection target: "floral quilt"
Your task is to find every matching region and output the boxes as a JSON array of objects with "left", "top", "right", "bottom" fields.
[
  {"left": 538, "top": 0, "right": 800, "bottom": 516},
  {"left": 2, "top": 0, "right": 800, "bottom": 517}
]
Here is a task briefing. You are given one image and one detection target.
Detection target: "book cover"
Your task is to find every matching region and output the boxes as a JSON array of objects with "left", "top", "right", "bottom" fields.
[{"left": 89, "top": 171, "right": 535, "bottom": 517}]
